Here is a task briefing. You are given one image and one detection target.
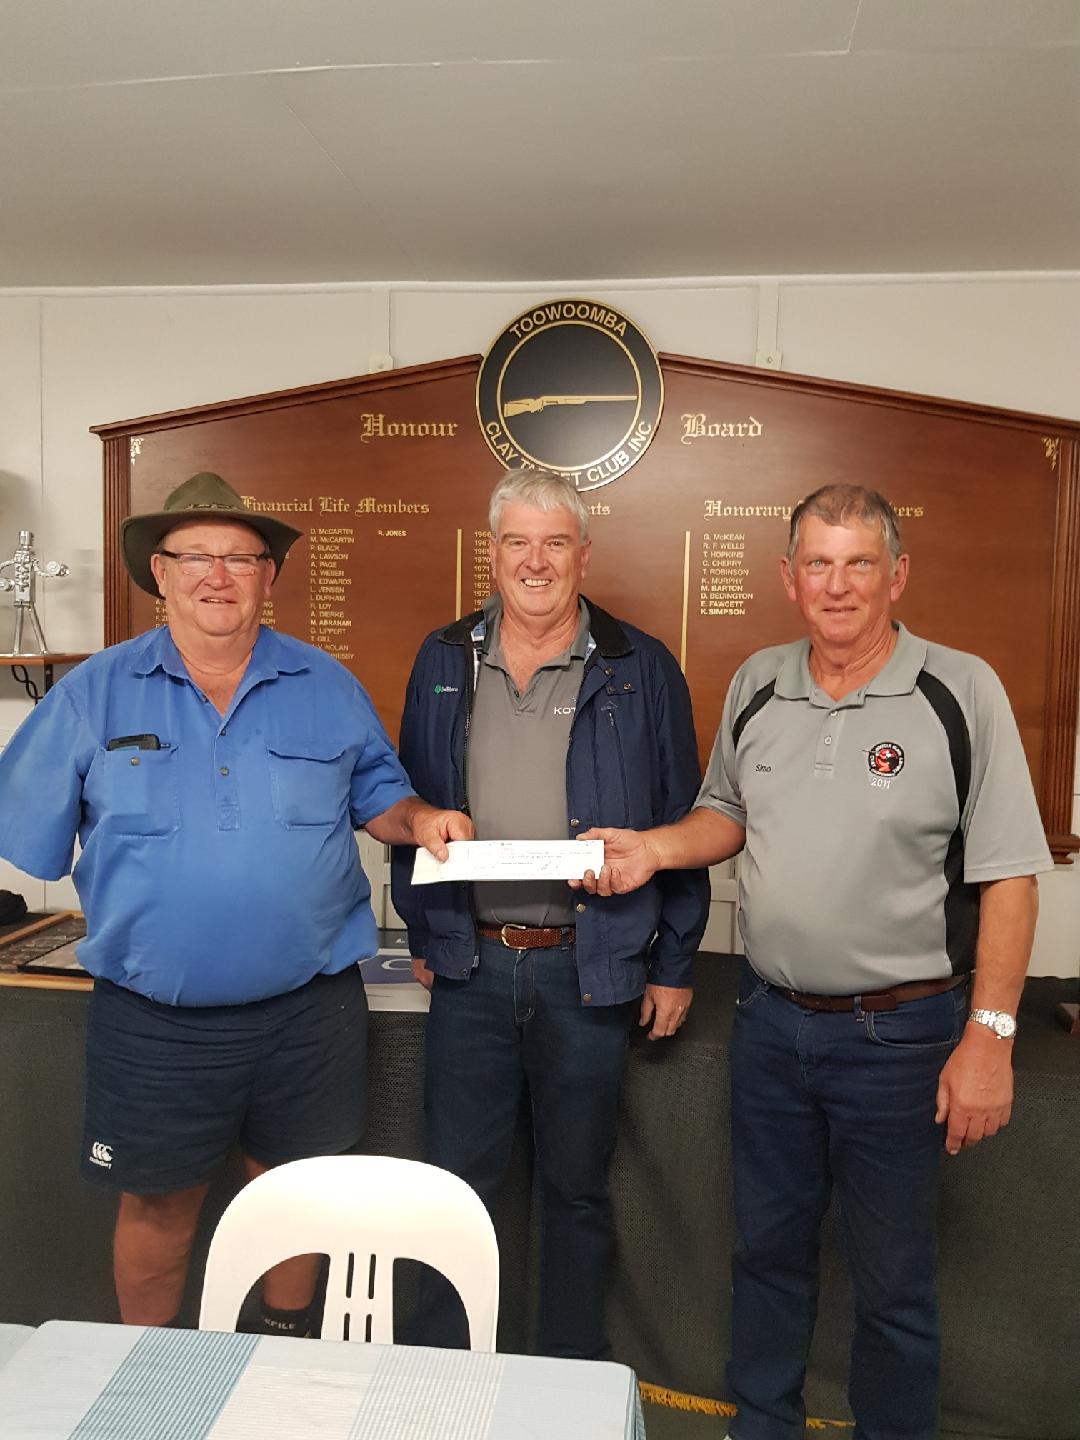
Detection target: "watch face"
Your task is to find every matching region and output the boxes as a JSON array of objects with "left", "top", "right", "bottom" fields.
[{"left": 993, "top": 1013, "right": 1017, "bottom": 1038}]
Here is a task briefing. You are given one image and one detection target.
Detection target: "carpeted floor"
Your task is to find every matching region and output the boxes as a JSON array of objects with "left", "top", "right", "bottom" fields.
[
  {"left": 641, "top": 1393, "right": 1023, "bottom": 1440},
  {"left": 641, "top": 1389, "right": 847, "bottom": 1439},
  {"left": 642, "top": 1400, "right": 728, "bottom": 1440}
]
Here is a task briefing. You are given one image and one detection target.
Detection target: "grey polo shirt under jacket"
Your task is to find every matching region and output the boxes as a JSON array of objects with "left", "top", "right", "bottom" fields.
[
  {"left": 697, "top": 624, "right": 1052, "bottom": 994},
  {"left": 468, "top": 599, "right": 590, "bottom": 928}
]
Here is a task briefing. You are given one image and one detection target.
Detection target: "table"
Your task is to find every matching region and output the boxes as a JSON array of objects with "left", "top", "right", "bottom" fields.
[
  {"left": 0, "top": 1321, "right": 645, "bottom": 1440},
  {"left": 0, "top": 918, "right": 430, "bottom": 1010},
  {"left": 0, "top": 1324, "right": 33, "bottom": 1369}
]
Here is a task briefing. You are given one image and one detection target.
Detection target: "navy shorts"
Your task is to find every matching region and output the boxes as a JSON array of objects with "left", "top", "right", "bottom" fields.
[{"left": 81, "top": 966, "right": 368, "bottom": 1194}]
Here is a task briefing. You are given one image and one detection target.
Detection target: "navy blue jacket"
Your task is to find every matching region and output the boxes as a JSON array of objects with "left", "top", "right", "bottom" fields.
[{"left": 391, "top": 598, "right": 710, "bottom": 1006}]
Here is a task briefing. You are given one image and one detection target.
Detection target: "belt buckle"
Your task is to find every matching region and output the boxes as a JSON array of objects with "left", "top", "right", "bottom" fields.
[
  {"left": 500, "top": 923, "right": 531, "bottom": 950},
  {"left": 863, "top": 992, "right": 898, "bottom": 1012}
]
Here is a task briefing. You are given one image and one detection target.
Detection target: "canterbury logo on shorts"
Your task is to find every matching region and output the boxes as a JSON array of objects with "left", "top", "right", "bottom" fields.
[{"left": 88, "top": 1141, "right": 113, "bottom": 1168}]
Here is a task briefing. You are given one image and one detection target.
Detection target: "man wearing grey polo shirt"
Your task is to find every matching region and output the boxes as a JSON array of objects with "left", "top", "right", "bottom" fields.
[
  {"left": 392, "top": 468, "right": 709, "bottom": 1359},
  {"left": 580, "top": 484, "right": 1051, "bottom": 1440}
]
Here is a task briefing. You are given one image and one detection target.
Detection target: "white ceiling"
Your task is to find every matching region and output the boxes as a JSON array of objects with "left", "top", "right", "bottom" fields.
[{"left": 2, "top": 0, "right": 1078, "bottom": 287}]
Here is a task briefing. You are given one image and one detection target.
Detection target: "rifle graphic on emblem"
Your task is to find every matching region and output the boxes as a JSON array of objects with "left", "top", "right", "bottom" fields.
[{"left": 503, "top": 394, "right": 637, "bottom": 417}]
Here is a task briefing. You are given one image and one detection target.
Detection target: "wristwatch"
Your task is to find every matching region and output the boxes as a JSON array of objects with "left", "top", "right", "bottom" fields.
[{"left": 968, "top": 1008, "right": 1017, "bottom": 1039}]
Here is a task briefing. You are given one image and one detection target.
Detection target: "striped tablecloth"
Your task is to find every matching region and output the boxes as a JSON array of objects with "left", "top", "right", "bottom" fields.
[
  {"left": 0, "top": 1324, "right": 33, "bottom": 1369},
  {"left": 0, "top": 1322, "right": 645, "bottom": 1440}
]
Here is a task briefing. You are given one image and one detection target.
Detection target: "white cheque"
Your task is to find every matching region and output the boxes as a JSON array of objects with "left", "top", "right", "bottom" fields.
[{"left": 412, "top": 838, "right": 604, "bottom": 885}]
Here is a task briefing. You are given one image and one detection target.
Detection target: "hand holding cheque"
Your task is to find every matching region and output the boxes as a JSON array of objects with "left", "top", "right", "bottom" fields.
[{"left": 571, "top": 810, "right": 747, "bottom": 896}]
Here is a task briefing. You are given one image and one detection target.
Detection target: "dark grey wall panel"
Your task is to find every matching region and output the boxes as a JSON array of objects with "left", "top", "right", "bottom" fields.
[{"left": 1, "top": 965, "right": 1076, "bottom": 1436}]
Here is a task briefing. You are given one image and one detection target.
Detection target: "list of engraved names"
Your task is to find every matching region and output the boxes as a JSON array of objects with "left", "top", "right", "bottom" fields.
[
  {"left": 700, "top": 532, "right": 753, "bottom": 617},
  {"left": 309, "top": 527, "right": 355, "bottom": 661}
]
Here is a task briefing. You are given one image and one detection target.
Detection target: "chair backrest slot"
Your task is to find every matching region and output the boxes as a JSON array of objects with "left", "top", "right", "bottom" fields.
[{"left": 197, "top": 1155, "right": 500, "bottom": 1350}]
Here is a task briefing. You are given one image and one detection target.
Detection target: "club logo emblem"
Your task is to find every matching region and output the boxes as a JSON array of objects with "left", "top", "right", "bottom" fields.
[
  {"left": 868, "top": 742, "right": 905, "bottom": 776},
  {"left": 477, "top": 299, "right": 663, "bottom": 491}
]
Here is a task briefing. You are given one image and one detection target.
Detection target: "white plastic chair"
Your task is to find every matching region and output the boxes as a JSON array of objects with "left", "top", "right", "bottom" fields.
[{"left": 198, "top": 1155, "right": 499, "bottom": 1349}]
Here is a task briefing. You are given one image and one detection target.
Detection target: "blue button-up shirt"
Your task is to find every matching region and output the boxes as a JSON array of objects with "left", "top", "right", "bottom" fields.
[{"left": 0, "top": 627, "right": 414, "bottom": 1006}]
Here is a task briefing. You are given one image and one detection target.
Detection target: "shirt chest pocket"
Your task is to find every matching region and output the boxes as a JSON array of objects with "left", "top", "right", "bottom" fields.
[
  {"left": 267, "top": 739, "right": 352, "bottom": 828},
  {"left": 88, "top": 746, "right": 181, "bottom": 837}
]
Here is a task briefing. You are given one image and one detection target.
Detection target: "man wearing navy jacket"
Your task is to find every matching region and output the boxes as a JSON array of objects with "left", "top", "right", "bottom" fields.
[{"left": 392, "top": 468, "right": 709, "bottom": 1359}]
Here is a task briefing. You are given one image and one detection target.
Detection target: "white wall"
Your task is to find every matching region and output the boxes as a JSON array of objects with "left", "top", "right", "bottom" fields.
[{"left": 1, "top": 273, "right": 1079, "bottom": 974}]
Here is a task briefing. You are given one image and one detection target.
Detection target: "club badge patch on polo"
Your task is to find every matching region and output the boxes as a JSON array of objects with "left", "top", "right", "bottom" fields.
[
  {"left": 868, "top": 742, "right": 905, "bottom": 776},
  {"left": 476, "top": 299, "right": 663, "bottom": 491}
]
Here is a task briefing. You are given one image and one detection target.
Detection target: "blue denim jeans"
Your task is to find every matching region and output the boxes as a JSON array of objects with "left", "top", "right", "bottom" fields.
[
  {"left": 728, "top": 960, "right": 968, "bottom": 1440},
  {"left": 420, "top": 935, "right": 637, "bottom": 1358}
]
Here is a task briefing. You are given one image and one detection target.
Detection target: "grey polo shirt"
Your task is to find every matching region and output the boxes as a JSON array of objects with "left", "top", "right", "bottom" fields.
[
  {"left": 697, "top": 623, "right": 1052, "bottom": 994},
  {"left": 468, "top": 598, "right": 590, "bottom": 927}
]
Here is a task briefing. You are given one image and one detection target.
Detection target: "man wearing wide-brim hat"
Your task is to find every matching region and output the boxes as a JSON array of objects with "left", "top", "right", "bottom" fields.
[
  {"left": 0, "top": 471, "right": 471, "bottom": 1334},
  {"left": 120, "top": 470, "right": 302, "bottom": 599}
]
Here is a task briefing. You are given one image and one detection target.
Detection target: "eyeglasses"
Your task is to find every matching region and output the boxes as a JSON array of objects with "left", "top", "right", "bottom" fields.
[{"left": 157, "top": 549, "right": 270, "bottom": 577}]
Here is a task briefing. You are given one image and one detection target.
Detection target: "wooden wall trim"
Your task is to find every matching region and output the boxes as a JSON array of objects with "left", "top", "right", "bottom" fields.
[
  {"left": 660, "top": 353, "right": 1080, "bottom": 437},
  {"left": 90, "top": 356, "right": 482, "bottom": 438},
  {"left": 92, "top": 353, "right": 1080, "bottom": 445},
  {"left": 102, "top": 437, "right": 131, "bottom": 648},
  {"left": 1042, "top": 437, "right": 1080, "bottom": 862}
]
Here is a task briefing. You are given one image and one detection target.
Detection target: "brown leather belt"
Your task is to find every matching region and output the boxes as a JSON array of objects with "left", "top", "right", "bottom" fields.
[
  {"left": 778, "top": 972, "right": 967, "bottom": 1013},
  {"left": 478, "top": 922, "right": 576, "bottom": 951}
]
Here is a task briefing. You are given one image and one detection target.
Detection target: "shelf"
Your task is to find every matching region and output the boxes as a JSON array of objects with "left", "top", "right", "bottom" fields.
[{"left": 2, "top": 653, "right": 90, "bottom": 703}]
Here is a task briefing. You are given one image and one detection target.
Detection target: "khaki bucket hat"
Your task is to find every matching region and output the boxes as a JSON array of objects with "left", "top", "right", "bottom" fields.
[{"left": 121, "top": 473, "right": 302, "bottom": 597}]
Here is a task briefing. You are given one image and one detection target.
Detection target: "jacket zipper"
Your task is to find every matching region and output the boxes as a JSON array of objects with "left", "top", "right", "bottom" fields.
[
  {"left": 605, "top": 705, "right": 631, "bottom": 828},
  {"left": 460, "top": 634, "right": 483, "bottom": 960},
  {"left": 460, "top": 634, "right": 482, "bottom": 815}
]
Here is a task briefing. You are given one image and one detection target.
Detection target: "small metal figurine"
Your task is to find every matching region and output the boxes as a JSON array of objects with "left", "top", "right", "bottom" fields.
[{"left": 0, "top": 530, "right": 70, "bottom": 654}]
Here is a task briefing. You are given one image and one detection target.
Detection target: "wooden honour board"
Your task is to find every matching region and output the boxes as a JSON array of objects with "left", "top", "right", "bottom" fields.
[{"left": 93, "top": 353, "right": 1080, "bottom": 861}]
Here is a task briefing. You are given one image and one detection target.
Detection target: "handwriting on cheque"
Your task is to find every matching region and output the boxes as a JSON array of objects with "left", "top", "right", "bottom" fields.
[{"left": 412, "top": 839, "right": 604, "bottom": 884}]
